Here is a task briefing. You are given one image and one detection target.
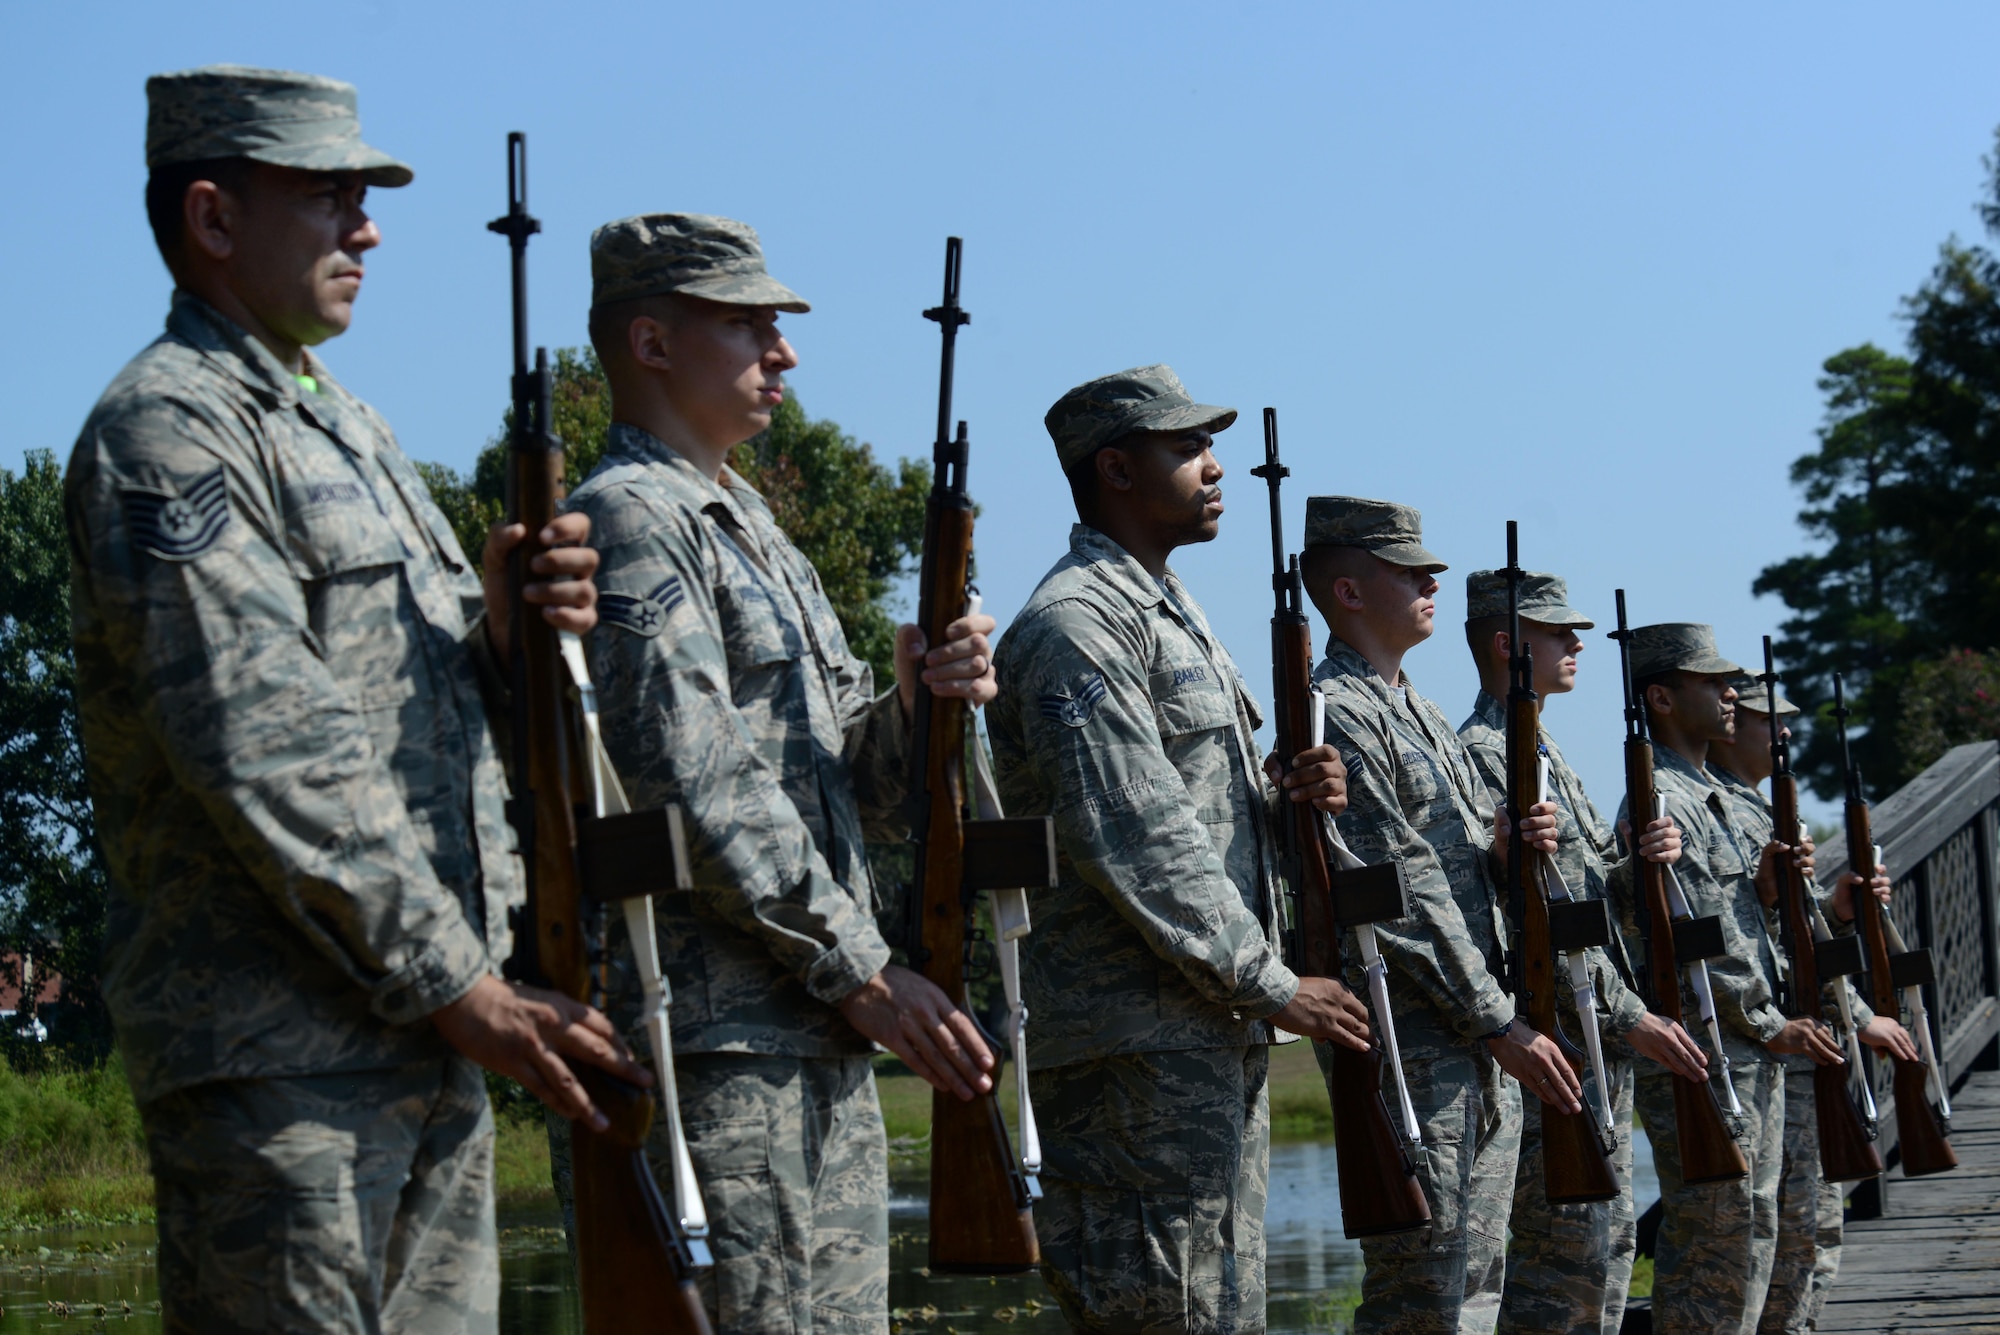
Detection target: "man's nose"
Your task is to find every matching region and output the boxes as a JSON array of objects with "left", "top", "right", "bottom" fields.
[{"left": 347, "top": 214, "right": 382, "bottom": 253}]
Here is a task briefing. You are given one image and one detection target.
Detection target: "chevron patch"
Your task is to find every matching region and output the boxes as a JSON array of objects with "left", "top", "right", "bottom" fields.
[
  {"left": 599, "top": 574, "right": 686, "bottom": 638},
  {"left": 1040, "top": 673, "right": 1108, "bottom": 728},
  {"left": 121, "top": 466, "right": 231, "bottom": 561}
]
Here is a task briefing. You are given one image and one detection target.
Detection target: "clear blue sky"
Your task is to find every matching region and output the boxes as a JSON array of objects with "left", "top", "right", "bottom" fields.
[{"left": 11, "top": 2, "right": 2000, "bottom": 821}]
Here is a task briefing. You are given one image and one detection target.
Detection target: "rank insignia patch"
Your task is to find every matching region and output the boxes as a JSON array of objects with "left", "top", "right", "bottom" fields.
[
  {"left": 600, "top": 575, "right": 686, "bottom": 638},
  {"left": 122, "top": 466, "right": 231, "bottom": 561},
  {"left": 1040, "top": 673, "right": 1108, "bottom": 728}
]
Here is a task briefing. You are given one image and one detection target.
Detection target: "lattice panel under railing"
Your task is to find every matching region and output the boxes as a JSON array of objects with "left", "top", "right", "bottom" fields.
[{"left": 1928, "top": 822, "right": 1988, "bottom": 1042}]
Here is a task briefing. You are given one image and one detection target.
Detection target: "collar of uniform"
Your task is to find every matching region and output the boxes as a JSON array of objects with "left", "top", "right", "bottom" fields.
[
  {"left": 604, "top": 420, "right": 776, "bottom": 530},
  {"left": 1707, "top": 762, "right": 1760, "bottom": 801},
  {"left": 1320, "top": 634, "right": 1420, "bottom": 700},
  {"left": 1067, "top": 523, "right": 1174, "bottom": 611},
  {"left": 166, "top": 289, "right": 314, "bottom": 410},
  {"left": 1653, "top": 742, "right": 1717, "bottom": 792},
  {"left": 1470, "top": 687, "right": 1506, "bottom": 732}
]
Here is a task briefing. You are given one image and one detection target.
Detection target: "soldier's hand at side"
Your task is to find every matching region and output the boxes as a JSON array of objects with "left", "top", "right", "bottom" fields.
[
  {"left": 1269, "top": 976, "right": 1371, "bottom": 1050},
  {"left": 1753, "top": 841, "right": 1788, "bottom": 910},
  {"left": 482, "top": 513, "right": 600, "bottom": 660},
  {"left": 431, "top": 975, "right": 649, "bottom": 1133},
  {"left": 1635, "top": 816, "right": 1682, "bottom": 866},
  {"left": 1765, "top": 1017, "right": 1844, "bottom": 1066},
  {"left": 1831, "top": 865, "right": 1893, "bottom": 923},
  {"left": 839, "top": 964, "right": 995, "bottom": 1101},
  {"left": 1625, "top": 1013, "right": 1708, "bottom": 1082},
  {"left": 1794, "top": 830, "right": 1817, "bottom": 886},
  {"left": 894, "top": 612, "right": 998, "bottom": 717},
  {"left": 1859, "top": 1015, "right": 1921, "bottom": 1063},
  {"left": 1265, "top": 744, "right": 1348, "bottom": 815},
  {"left": 1486, "top": 1019, "right": 1584, "bottom": 1113}
]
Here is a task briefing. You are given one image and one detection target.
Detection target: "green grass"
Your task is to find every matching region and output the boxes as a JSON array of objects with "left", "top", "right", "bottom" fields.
[
  {"left": 0, "top": 1058, "right": 153, "bottom": 1227},
  {"left": 1628, "top": 1255, "right": 1654, "bottom": 1299}
]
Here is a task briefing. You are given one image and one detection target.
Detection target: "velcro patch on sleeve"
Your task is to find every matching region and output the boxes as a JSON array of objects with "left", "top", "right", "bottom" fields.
[
  {"left": 121, "top": 466, "right": 231, "bottom": 561},
  {"left": 599, "top": 574, "right": 686, "bottom": 638}
]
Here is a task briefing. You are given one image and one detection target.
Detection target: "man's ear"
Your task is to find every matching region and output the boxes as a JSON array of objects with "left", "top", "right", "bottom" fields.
[
  {"left": 1490, "top": 629, "right": 1512, "bottom": 664},
  {"left": 628, "top": 315, "right": 673, "bottom": 374},
  {"left": 1332, "top": 574, "right": 1367, "bottom": 613},
  {"left": 1096, "top": 445, "right": 1135, "bottom": 495},
  {"left": 1644, "top": 681, "right": 1674, "bottom": 719},
  {"left": 182, "top": 179, "right": 238, "bottom": 264}
]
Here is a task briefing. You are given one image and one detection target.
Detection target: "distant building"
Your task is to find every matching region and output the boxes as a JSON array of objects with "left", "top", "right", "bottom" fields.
[{"left": 1, "top": 953, "right": 59, "bottom": 1041}]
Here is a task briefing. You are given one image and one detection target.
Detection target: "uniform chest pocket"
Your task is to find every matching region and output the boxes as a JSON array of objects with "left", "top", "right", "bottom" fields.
[
  {"left": 1150, "top": 666, "right": 1234, "bottom": 738},
  {"left": 1392, "top": 744, "right": 1463, "bottom": 831},
  {"left": 717, "top": 580, "right": 805, "bottom": 676}
]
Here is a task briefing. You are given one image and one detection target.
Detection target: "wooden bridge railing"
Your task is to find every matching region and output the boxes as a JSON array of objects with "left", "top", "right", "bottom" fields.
[{"left": 1814, "top": 739, "right": 2000, "bottom": 1216}]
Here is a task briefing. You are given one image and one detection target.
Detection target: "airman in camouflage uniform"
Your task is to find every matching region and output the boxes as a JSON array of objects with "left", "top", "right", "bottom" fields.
[
  {"left": 559, "top": 214, "right": 1000, "bottom": 1333},
  {"left": 1296, "top": 500, "right": 1574, "bottom": 1335},
  {"left": 1454, "top": 571, "right": 1709, "bottom": 1335},
  {"left": 988, "top": 367, "right": 1370, "bottom": 1333},
  {"left": 69, "top": 66, "right": 627, "bottom": 1335},
  {"left": 1704, "top": 675, "right": 1916, "bottom": 1335},
  {"left": 1609, "top": 625, "right": 1843, "bottom": 1335}
]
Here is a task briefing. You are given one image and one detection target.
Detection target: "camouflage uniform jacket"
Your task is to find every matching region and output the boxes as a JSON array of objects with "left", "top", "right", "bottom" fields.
[
  {"left": 988, "top": 524, "right": 1296, "bottom": 1068},
  {"left": 1708, "top": 764, "right": 1872, "bottom": 1070},
  {"left": 1458, "top": 690, "right": 1648, "bottom": 1040},
  {"left": 1612, "top": 748, "right": 1789, "bottom": 1047},
  {"left": 67, "top": 292, "right": 512, "bottom": 1105},
  {"left": 1313, "top": 639, "right": 1514, "bottom": 1041},
  {"left": 565, "top": 422, "right": 905, "bottom": 1057}
]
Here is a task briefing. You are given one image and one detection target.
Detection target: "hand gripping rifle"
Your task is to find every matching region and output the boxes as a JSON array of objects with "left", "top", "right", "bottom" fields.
[
  {"left": 1500, "top": 524, "right": 1618, "bottom": 1202},
  {"left": 1250, "top": 410, "right": 1428, "bottom": 1238},
  {"left": 1610, "top": 593, "right": 1748, "bottom": 1183},
  {"left": 905, "top": 237, "right": 1058, "bottom": 1273},
  {"left": 1833, "top": 674, "right": 1957, "bottom": 1177},
  {"left": 1762, "top": 639, "right": 1883, "bottom": 1183},
  {"left": 489, "top": 133, "right": 714, "bottom": 1333}
]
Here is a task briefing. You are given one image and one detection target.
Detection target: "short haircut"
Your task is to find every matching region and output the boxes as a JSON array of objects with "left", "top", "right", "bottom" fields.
[
  {"left": 145, "top": 157, "right": 255, "bottom": 268},
  {"left": 1635, "top": 668, "right": 1691, "bottom": 699},
  {"left": 1297, "top": 543, "right": 1381, "bottom": 620},
  {"left": 1465, "top": 613, "right": 1509, "bottom": 669},
  {"left": 587, "top": 292, "right": 689, "bottom": 369}
]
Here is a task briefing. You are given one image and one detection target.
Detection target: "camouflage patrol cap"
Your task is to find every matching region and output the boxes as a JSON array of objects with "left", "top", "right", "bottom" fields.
[
  {"left": 1463, "top": 569, "right": 1593, "bottom": 627},
  {"left": 1629, "top": 623, "right": 1742, "bottom": 678},
  {"left": 589, "top": 214, "right": 809, "bottom": 312},
  {"left": 1044, "top": 365, "right": 1237, "bottom": 472},
  {"left": 1724, "top": 672, "right": 1800, "bottom": 717},
  {"left": 145, "top": 65, "right": 413, "bottom": 187},
  {"left": 1302, "top": 496, "right": 1448, "bottom": 572}
]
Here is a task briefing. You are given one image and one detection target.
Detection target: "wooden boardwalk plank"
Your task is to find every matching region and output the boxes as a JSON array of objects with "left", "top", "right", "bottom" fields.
[{"left": 1818, "top": 1069, "right": 2000, "bottom": 1332}]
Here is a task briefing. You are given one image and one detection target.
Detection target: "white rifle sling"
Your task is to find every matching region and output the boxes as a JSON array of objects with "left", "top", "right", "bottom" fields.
[
  {"left": 1539, "top": 754, "right": 1616, "bottom": 1140},
  {"left": 1875, "top": 845, "right": 1951, "bottom": 1120},
  {"left": 968, "top": 714, "right": 1041, "bottom": 1195},
  {"left": 559, "top": 632, "right": 712, "bottom": 1264},
  {"left": 1655, "top": 794, "right": 1743, "bottom": 1116},
  {"left": 1800, "top": 819, "right": 1872, "bottom": 1119},
  {"left": 1310, "top": 687, "right": 1423, "bottom": 1150}
]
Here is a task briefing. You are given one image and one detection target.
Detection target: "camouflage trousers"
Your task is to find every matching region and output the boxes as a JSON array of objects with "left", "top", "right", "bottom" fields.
[
  {"left": 1635, "top": 1038, "right": 1784, "bottom": 1335},
  {"left": 142, "top": 1056, "right": 498, "bottom": 1335},
  {"left": 549, "top": 1052, "right": 889, "bottom": 1334},
  {"left": 1330, "top": 1019, "right": 1523, "bottom": 1335},
  {"left": 1757, "top": 1067, "right": 1845, "bottom": 1333},
  {"left": 1030, "top": 1045, "right": 1270, "bottom": 1334},
  {"left": 1497, "top": 1056, "right": 1636, "bottom": 1335}
]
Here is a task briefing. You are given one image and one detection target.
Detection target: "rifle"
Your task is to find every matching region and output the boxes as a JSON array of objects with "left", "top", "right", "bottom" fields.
[
  {"left": 1761, "top": 639, "right": 1882, "bottom": 1183},
  {"left": 1250, "top": 410, "right": 1428, "bottom": 1239},
  {"left": 1500, "top": 524, "right": 1617, "bottom": 1203},
  {"left": 906, "top": 236, "right": 1057, "bottom": 1274},
  {"left": 1609, "top": 593, "right": 1748, "bottom": 1183},
  {"left": 1833, "top": 674, "right": 1957, "bottom": 1177},
  {"left": 489, "top": 132, "right": 713, "bottom": 1333}
]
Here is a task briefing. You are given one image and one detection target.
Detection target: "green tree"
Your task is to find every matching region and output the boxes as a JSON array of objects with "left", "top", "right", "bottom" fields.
[
  {"left": 1760, "top": 128, "right": 2000, "bottom": 793},
  {"left": 423, "top": 350, "right": 928, "bottom": 682},
  {"left": 1898, "top": 648, "right": 2000, "bottom": 776},
  {"left": 0, "top": 451, "right": 112, "bottom": 1060}
]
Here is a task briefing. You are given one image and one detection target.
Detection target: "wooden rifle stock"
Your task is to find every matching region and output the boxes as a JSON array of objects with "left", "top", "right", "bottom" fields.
[
  {"left": 1834, "top": 675, "right": 1956, "bottom": 1178},
  {"left": 1612, "top": 593, "right": 1747, "bottom": 1184},
  {"left": 1763, "top": 641, "right": 1882, "bottom": 1183},
  {"left": 1502, "top": 525, "right": 1616, "bottom": 1204},
  {"left": 910, "top": 238, "right": 1041, "bottom": 1274},
  {"left": 491, "top": 132, "right": 710, "bottom": 1334},
  {"left": 1252, "top": 410, "right": 1428, "bottom": 1238}
]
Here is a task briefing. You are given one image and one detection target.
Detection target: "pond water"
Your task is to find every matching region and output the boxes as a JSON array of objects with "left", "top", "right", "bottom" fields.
[{"left": 0, "top": 1135, "right": 1658, "bottom": 1334}]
